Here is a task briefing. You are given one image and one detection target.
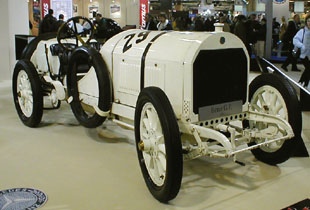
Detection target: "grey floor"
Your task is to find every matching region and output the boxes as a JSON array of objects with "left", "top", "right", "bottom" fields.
[{"left": 0, "top": 68, "right": 310, "bottom": 210}]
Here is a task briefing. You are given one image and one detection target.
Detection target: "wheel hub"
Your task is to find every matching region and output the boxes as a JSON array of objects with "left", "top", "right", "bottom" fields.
[
  {"left": 250, "top": 85, "right": 288, "bottom": 152},
  {"left": 139, "top": 102, "right": 166, "bottom": 186},
  {"left": 17, "top": 70, "right": 33, "bottom": 117}
]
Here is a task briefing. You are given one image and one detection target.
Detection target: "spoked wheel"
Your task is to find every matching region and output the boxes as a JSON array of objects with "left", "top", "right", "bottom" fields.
[
  {"left": 135, "top": 87, "right": 183, "bottom": 203},
  {"left": 248, "top": 73, "right": 302, "bottom": 165},
  {"left": 67, "top": 47, "right": 112, "bottom": 128},
  {"left": 12, "top": 60, "right": 43, "bottom": 127},
  {"left": 57, "top": 16, "right": 94, "bottom": 51}
]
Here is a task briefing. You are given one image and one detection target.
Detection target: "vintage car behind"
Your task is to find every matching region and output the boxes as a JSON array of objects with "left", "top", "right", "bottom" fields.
[{"left": 12, "top": 17, "right": 302, "bottom": 202}]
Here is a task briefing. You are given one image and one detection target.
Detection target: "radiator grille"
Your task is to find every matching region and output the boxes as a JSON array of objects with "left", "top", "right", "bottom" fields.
[{"left": 193, "top": 48, "right": 247, "bottom": 114}]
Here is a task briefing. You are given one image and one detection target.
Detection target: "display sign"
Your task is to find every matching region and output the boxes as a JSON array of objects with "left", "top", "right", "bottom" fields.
[
  {"left": 110, "top": 4, "right": 121, "bottom": 18},
  {"left": 274, "top": 0, "right": 286, "bottom": 4},
  {"left": 51, "top": 0, "right": 73, "bottom": 20},
  {"left": 140, "top": 0, "right": 149, "bottom": 29},
  {"left": 41, "top": 0, "right": 50, "bottom": 19},
  {"left": 234, "top": 5, "right": 243, "bottom": 12},
  {"left": 198, "top": 100, "right": 242, "bottom": 121},
  {"left": 33, "top": 1, "right": 41, "bottom": 22},
  {"left": 294, "top": 1, "right": 304, "bottom": 13},
  {"left": 73, "top": 4, "right": 78, "bottom": 16},
  {"left": 88, "top": 4, "right": 99, "bottom": 18}
]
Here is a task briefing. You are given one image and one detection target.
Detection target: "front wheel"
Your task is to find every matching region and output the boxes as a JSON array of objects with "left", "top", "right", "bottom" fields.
[
  {"left": 12, "top": 60, "right": 43, "bottom": 127},
  {"left": 134, "top": 87, "right": 183, "bottom": 203},
  {"left": 248, "top": 73, "right": 302, "bottom": 165}
]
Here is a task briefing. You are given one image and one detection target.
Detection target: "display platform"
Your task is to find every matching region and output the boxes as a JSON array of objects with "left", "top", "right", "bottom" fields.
[{"left": 0, "top": 79, "right": 310, "bottom": 209}]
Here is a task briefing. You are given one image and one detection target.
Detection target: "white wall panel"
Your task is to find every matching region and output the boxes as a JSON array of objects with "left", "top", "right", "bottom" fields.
[
  {"left": 8, "top": 0, "right": 29, "bottom": 77},
  {"left": 0, "top": 0, "right": 10, "bottom": 81},
  {"left": 273, "top": 1, "right": 290, "bottom": 24},
  {"left": 126, "top": 0, "right": 139, "bottom": 27}
]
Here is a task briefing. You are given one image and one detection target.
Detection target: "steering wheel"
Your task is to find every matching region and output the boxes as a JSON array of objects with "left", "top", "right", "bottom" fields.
[{"left": 57, "top": 16, "right": 94, "bottom": 51}]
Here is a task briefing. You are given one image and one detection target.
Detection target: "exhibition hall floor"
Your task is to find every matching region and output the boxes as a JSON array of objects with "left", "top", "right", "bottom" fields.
[{"left": 1, "top": 72, "right": 310, "bottom": 210}]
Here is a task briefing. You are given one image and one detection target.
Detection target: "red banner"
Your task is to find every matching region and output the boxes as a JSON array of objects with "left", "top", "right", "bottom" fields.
[
  {"left": 41, "top": 0, "right": 51, "bottom": 19},
  {"left": 140, "top": 0, "right": 149, "bottom": 29}
]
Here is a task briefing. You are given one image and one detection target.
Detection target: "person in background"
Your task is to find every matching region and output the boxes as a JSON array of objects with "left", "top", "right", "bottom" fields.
[
  {"left": 230, "top": 16, "right": 238, "bottom": 34},
  {"left": 272, "top": 17, "right": 280, "bottom": 49},
  {"left": 175, "top": 17, "right": 187, "bottom": 31},
  {"left": 39, "top": 9, "right": 57, "bottom": 35},
  {"left": 219, "top": 16, "right": 230, "bottom": 32},
  {"left": 145, "top": 14, "right": 157, "bottom": 30},
  {"left": 71, "top": 18, "right": 84, "bottom": 34},
  {"left": 194, "top": 16, "right": 204, "bottom": 31},
  {"left": 29, "top": 21, "right": 33, "bottom": 30},
  {"left": 277, "top": 16, "right": 287, "bottom": 57},
  {"left": 293, "top": 14, "right": 310, "bottom": 87},
  {"left": 204, "top": 16, "right": 212, "bottom": 31},
  {"left": 94, "top": 13, "right": 107, "bottom": 41},
  {"left": 234, "top": 15, "right": 247, "bottom": 48},
  {"left": 209, "top": 16, "right": 216, "bottom": 31},
  {"left": 246, "top": 14, "right": 260, "bottom": 58},
  {"left": 256, "top": 18, "right": 267, "bottom": 57},
  {"left": 282, "top": 14, "right": 301, "bottom": 72},
  {"left": 157, "top": 13, "right": 172, "bottom": 31},
  {"left": 29, "top": 21, "right": 33, "bottom": 35},
  {"left": 56, "top": 14, "right": 65, "bottom": 31},
  {"left": 279, "top": 16, "right": 287, "bottom": 42}
]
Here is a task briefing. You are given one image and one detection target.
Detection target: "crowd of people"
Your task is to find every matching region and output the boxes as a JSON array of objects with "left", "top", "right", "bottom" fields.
[
  {"left": 38, "top": 9, "right": 309, "bottom": 87},
  {"left": 144, "top": 12, "right": 310, "bottom": 87},
  {"left": 144, "top": 13, "right": 268, "bottom": 57},
  {"left": 38, "top": 9, "right": 122, "bottom": 41}
]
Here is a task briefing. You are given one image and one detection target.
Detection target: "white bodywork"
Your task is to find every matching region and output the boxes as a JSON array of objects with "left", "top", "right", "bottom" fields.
[
  {"left": 98, "top": 29, "right": 293, "bottom": 160},
  {"left": 31, "top": 38, "right": 61, "bottom": 75},
  {"left": 29, "top": 29, "right": 294, "bottom": 161},
  {"left": 101, "top": 30, "right": 249, "bottom": 122}
]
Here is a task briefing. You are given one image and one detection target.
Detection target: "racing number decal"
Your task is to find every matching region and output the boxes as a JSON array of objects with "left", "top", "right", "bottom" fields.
[
  {"left": 136, "top": 31, "right": 151, "bottom": 44},
  {"left": 123, "top": 34, "right": 135, "bottom": 53},
  {"left": 120, "top": 31, "right": 166, "bottom": 90},
  {"left": 122, "top": 32, "right": 151, "bottom": 53}
]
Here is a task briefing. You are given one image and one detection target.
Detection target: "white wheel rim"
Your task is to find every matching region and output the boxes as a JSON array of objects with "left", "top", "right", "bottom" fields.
[
  {"left": 250, "top": 85, "right": 288, "bottom": 152},
  {"left": 140, "top": 103, "right": 166, "bottom": 187},
  {"left": 17, "top": 70, "right": 33, "bottom": 118}
]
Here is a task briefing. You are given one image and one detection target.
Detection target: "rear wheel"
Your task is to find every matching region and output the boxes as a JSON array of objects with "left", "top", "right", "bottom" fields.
[
  {"left": 67, "top": 47, "right": 112, "bottom": 128},
  {"left": 12, "top": 60, "right": 43, "bottom": 127},
  {"left": 248, "top": 73, "right": 301, "bottom": 165},
  {"left": 135, "top": 87, "right": 183, "bottom": 202}
]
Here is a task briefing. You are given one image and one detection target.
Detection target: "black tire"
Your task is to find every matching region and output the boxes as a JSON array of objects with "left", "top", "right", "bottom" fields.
[
  {"left": 12, "top": 60, "right": 43, "bottom": 127},
  {"left": 21, "top": 33, "right": 57, "bottom": 60},
  {"left": 67, "top": 47, "right": 112, "bottom": 128},
  {"left": 248, "top": 73, "right": 302, "bottom": 165},
  {"left": 134, "top": 87, "right": 183, "bottom": 203}
]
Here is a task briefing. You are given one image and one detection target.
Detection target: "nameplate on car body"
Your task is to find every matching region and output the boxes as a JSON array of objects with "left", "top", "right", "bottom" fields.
[{"left": 198, "top": 100, "right": 242, "bottom": 121}]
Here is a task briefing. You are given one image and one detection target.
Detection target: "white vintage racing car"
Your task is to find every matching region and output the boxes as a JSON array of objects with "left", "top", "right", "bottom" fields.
[{"left": 13, "top": 17, "right": 302, "bottom": 202}]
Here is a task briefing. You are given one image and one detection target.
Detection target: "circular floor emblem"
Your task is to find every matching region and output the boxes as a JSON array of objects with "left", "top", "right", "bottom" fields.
[{"left": 0, "top": 188, "right": 47, "bottom": 210}]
